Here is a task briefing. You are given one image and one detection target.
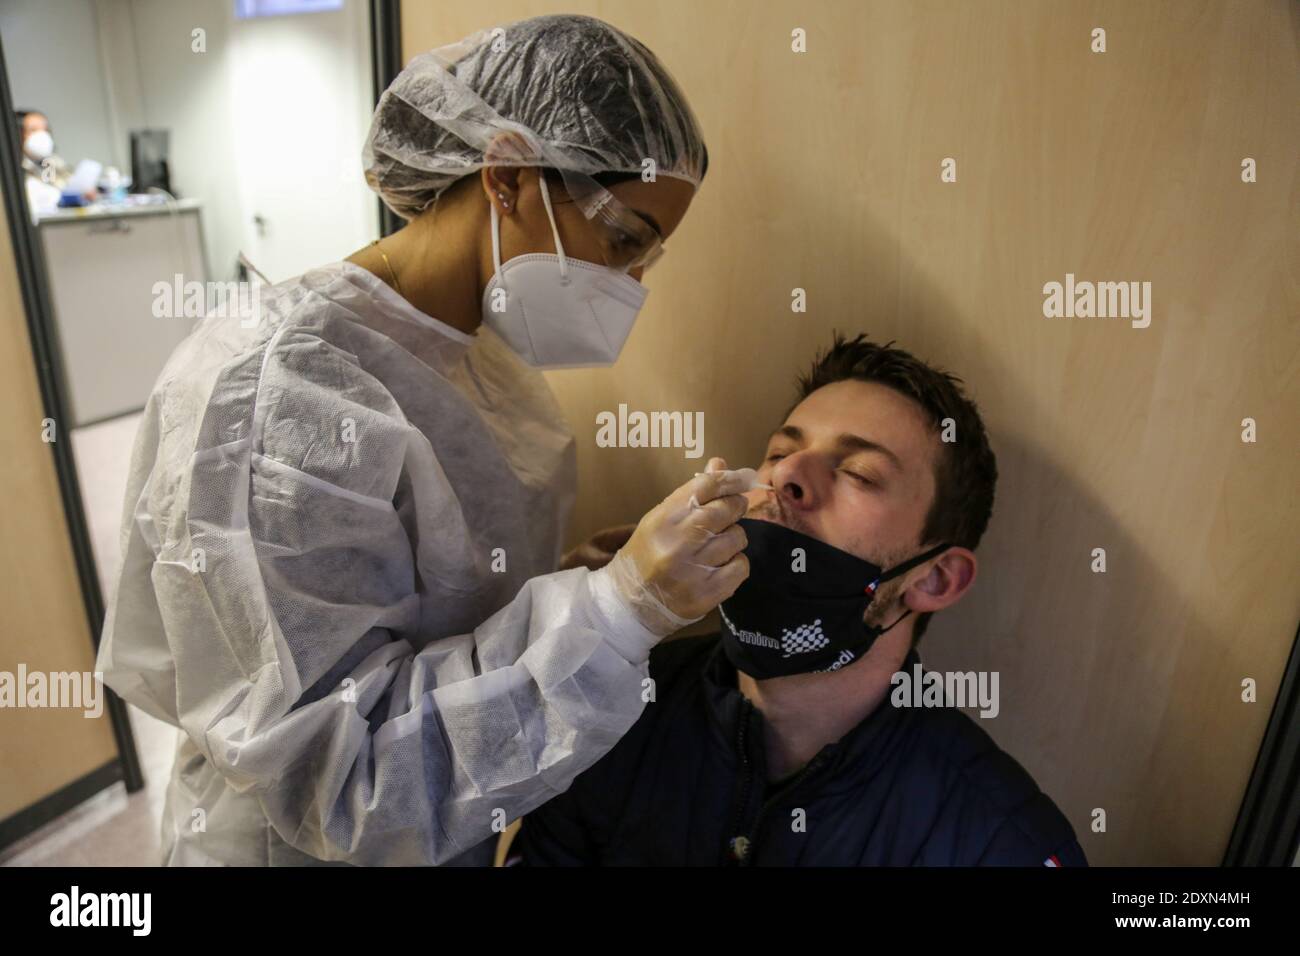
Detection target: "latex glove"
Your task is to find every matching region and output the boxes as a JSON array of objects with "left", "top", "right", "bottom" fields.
[
  {"left": 560, "top": 524, "right": 637, "bottom": 572},
  {"left": 603, "top": 457, "right": 751, "bottom": 637}
]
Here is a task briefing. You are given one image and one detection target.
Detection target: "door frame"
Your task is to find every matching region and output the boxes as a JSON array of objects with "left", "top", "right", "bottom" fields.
[
  {"left": 370, "top": 0, "right": 404, "bottom": 238},
  {"left": 1224, "top": 622, "right": 1300, "bottom": 866},
  {"left": 0, "top": 33, "right": 142, "bottom": 848}
]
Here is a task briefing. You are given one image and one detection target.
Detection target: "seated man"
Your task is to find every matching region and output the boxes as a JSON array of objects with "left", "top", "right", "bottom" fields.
[{"left": 511, "top": 333, "right": 1086, "bottom": 866}]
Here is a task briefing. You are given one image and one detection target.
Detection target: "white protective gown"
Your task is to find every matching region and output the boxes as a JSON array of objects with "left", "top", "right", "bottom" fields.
[{"left": 96, "top": 260, "right": 661, "bottom": 866}]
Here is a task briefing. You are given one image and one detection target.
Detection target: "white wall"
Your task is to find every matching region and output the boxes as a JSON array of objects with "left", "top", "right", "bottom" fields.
[
  {"left": 225, "top": 0, "right": 377, "bottom": 281},
  {"left": 4, "top": 0, "right": 377, "bottom": 282},
  {"left": 107, "top": 0, "right": 243, "bottom": 279},
  {"left": 121, "top": 0, "right": 376, "bottom": 281},
  {"left": 0, "top": 0, "right": 119, "bottom": 170}
]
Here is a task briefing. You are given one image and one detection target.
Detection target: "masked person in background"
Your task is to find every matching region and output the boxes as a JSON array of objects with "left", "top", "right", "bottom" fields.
[
  {"left": 15, "top": 109, "right": 80, "bottom": 215},
  {"left": 97, "top": 14, "right": 751, "bottom": 867},
  {"left": 513, "top": 334, "right": 1088, "bottom": 866}
]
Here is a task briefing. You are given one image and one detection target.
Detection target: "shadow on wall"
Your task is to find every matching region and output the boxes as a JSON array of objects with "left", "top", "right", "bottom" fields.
[
  {"left": 732, "top": 188, "right": 1185, "bottom": 867},
  {"left": 554, "top": 136, "right": 1258, "bottom": 866},
  {"left": 855, "top": 232, "right": 1198, "bottom": 867}
]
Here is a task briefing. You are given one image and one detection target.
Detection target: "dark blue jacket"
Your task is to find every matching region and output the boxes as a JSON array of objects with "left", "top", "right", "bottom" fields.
[{"left": 515, "top": 634, "right": 1087, "bottom": 866}]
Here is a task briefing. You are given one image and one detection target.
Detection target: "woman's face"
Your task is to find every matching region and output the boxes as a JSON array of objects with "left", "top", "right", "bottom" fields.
[{"left": 482, "top": 167, "right": 696, "bottom": 282}]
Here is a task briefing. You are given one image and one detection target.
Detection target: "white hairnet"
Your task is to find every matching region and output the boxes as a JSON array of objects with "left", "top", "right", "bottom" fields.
[{"left": 363, "top": 13, "right": 708, "bottom": 221}]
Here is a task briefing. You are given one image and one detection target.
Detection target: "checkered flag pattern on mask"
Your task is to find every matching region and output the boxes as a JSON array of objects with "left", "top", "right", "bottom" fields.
[{"left": 780, "top": 619, "right": 829, "bottom": 656}]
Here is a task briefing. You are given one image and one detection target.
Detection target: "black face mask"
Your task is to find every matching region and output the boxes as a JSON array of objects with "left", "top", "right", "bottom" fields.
[{"left": 718, "top": 518, "right": 950, "bottom": 679}]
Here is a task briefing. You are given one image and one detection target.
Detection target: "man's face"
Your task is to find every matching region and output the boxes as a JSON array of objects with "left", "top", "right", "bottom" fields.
[{"left": 745, "top": 380, "right": 940, "bottom": 618}]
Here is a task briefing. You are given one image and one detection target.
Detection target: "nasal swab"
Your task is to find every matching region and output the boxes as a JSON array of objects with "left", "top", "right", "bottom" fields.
[{"left": 689, "top": 467, "right": 773, "bottom": 509}]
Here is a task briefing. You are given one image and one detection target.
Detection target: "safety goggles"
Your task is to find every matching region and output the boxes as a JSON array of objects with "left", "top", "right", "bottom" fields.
[{"left": 547, "top": 169, "right": 665, "bottom": 273}]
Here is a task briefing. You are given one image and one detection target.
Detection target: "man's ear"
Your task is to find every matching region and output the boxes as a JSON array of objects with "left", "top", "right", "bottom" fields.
[{"left": 903, "top": 548, "right": 977, "bottom": 615}]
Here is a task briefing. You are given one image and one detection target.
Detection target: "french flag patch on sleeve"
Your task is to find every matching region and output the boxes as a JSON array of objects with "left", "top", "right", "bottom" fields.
[{"left": 1043, "top": 854, "right": 1062, "bottom": 867}]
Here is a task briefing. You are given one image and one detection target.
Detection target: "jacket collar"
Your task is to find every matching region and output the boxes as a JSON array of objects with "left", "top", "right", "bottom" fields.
[{"left": 700, "top": 637, "right": 920, "bottom": 788}]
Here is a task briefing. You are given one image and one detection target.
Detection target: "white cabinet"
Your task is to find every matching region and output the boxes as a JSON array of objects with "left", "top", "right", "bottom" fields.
[{"left": 38, "top": 202, "right": 207, "bottom": 426}]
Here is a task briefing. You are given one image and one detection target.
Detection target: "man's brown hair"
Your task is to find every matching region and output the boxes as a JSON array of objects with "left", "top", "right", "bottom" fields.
[{"left": 793, "top": 333, "right": 998, "bottom": 643}]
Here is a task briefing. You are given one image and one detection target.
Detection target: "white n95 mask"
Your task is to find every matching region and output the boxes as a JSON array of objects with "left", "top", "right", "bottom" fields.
[
  {"left": 480, "top": 176, "right": 648, "bottom": 369},
  {"left": 25, "top": 130, "right": 54, "bottom": 161}
]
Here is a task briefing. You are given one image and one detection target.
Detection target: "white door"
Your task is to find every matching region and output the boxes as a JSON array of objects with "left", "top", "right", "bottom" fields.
[{"left": 226, "top": 0, "right": 378, "bottom": 284}]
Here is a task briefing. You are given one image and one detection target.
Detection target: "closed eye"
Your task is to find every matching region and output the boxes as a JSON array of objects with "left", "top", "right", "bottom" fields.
[{"left": 841, "top": 469, "right": 877, "bottom": 487}]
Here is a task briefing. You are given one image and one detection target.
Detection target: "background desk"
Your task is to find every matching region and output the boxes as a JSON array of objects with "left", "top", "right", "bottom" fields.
[{"left": 37, "top": 199, "right": 207, "bottom": 427}]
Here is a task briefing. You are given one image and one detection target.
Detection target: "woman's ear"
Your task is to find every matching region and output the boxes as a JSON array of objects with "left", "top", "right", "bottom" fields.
[
  {"left": 481, "top": 131, "right": 534, "bottom": 215},
  {"left": 481, "top": 165, "right": 522, "bottom": 216}
]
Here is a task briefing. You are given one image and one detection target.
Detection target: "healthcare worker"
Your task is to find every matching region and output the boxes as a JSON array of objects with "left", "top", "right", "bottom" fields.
[
  {"left": 16, "top": 110, "right": 78, "bottom": 215},
  {"left": 97, "top": 14, "right": 749, "bottom": 866}
]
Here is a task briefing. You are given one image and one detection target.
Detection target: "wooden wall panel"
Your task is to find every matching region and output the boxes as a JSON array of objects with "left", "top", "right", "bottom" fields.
[
  {"left": 402, "top": 0, "right": 1299, "bottom": 864},
  {"left": 0, "top": 183, "right": 118, "bottom": 822}
]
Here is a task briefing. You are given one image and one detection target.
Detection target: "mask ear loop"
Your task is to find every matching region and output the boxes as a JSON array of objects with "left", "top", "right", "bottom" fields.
[
  {"left": 867, "top": 541, "right": 952, "bottom": 593},
  {"left": 862, "top": 541, "right": 951, "bottom": 635},
  {"left": 537, "top": 175, "right": 570, "bottom": 284},
  {"left": 875, "top": 608, "right": 912, "bottom": 635},
  {"left": 490, "top": 198, "right": 506, "bottom": 291},
  {"left": 489, "top": 176, "right": 571, "bottom": 290}
]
